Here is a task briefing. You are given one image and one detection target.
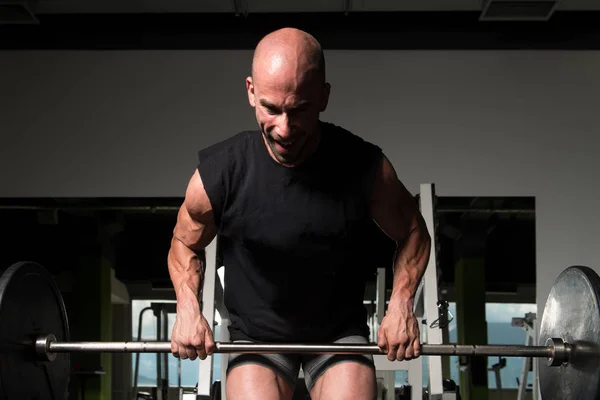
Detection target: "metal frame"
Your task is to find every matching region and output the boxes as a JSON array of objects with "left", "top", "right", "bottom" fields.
[
  {"left": 419, "top": 183, "right": 444, "bottom": 397},
  {"left": 152, "top": 302, "right": 176, "bottom": 399},
  {"left": 132, "top": 302, "right": 178, "bottom": 400},
  {"left": 513, "top": 312, "right": 540, "bottom": 400},
  {"left": 374, "top": 267, "right": 396, "bottom": 400},
  {"left": 196, "top": 238, "right": 218, "bottom": 399},
  {"left": 216, "top": 266, "right": 229, "bottom": 400},
  {"left": 372, "top": 265, "right": 423, "bottom": 400}
]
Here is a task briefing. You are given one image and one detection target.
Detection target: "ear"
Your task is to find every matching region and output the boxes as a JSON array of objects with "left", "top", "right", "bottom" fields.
[
  {"left": 246, "top": 76, "right": 256, "bottom": 107},
  {"left": 319, "top": 82, "right": 331, "bottom": 112}
]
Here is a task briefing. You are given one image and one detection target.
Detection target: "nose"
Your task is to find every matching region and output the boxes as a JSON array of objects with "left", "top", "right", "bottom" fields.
[{"left": 275, "top": 113, "right": 294, "bottom": 140}]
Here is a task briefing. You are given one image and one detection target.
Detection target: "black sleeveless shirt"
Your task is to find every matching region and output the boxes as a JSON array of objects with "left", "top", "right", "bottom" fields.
[{"left": 197, "top": 121, "right": 385, "bottom": 342}]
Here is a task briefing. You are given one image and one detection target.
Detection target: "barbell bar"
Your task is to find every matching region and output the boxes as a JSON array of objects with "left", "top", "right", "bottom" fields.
[
  {"left": 35, "top": 334, "right": 562, "bottom": 362},
  {"left": 2, "top": 261, "right": 600, "bottom": 400}
]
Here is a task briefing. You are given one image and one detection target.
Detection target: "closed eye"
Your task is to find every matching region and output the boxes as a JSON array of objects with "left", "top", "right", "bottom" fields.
[
  {"left": 259, "top": 99, "right": 311, "bottom": 115},
  {"left": 259, "top": 99, "right": 280, "bottom": 114}
]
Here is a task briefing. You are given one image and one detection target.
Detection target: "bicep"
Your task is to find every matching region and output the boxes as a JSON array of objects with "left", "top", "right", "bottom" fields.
[
  {"left": 370, "top": 155, "right": 425, "bottom": 244},
  {"left": 173, "top": 169, "right": 217, "bottom": 251}
]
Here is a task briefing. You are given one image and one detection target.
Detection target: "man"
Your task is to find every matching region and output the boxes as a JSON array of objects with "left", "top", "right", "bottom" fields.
[{"left": 168, "top": 27, "right": 431, "bottom": 400}]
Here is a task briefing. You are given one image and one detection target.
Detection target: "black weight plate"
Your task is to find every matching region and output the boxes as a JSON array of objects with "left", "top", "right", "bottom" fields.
[
  {"left": 539, "top": 265, "right": 600, "bottom": 400},
  {"left": 0, "top": 261, "right": 70, "bottom": 400}
]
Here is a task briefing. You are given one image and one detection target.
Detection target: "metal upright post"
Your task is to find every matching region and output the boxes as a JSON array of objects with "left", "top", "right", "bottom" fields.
[
  {"left": 376, "top": 267, "right": 395, "bottom": 400},
  {"left": 216, "top": 266, "right": 229, "bottom": 400},
  {"left": 533, "top": 318, "right": 539, "bottom": 400},
  {"left": 220, "top": 316, "right": 230, "bottom": 400},
  {"left": 419, "top": 183, "right": 444, "bottom": 398},
  {"left": 132, "top": 307, "right": 152, "bottom": 400},
  {"left": 162, "top": 306, "right": 169, "bottom": 394},
  {"left": 156, "top": 309, "right": 162, "bottom": 399},
  {"left": 373, "top": 263, "right": 423, "bottom": 400},
  {"left": 515, "top": 313, "right": 539, "bottom": 400},
  {"left": 197, "top": 238, "right": 218, "bottom": 399}
]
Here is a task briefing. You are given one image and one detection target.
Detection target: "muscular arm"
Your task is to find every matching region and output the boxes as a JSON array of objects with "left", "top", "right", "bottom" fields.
[
  {"left": 168, "top": 169, "right": 218, "bottom": 306},
  {"left": 370, "top": 154, "right": 431, "bottom": 309}
]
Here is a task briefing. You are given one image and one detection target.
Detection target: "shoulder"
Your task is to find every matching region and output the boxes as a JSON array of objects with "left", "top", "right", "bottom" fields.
[
  {"left": 194, "top": 130, "right": 260, "bottom": 225},
  {"left": 321, "top": 121, "right": 382, "bottom": 154},
  {"left": 196, "top": 129, "right": 260, "bottom": 192},
  {"left": 197, "top": 130, "right": 260, "bottom": 161},
  {"left": 321, "top": 121, "right": 383, "bottom": 171}
]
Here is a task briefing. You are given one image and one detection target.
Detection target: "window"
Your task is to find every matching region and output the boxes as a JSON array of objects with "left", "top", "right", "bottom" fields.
[
  {"left": 485, "top": 302, "right": 538, "bottom": 390},
  {"left": 131, "top": 299, "right": 223, "bottom": 388},
  {"left": 396, "top": 302, "right": 537, "bottom": 390}
]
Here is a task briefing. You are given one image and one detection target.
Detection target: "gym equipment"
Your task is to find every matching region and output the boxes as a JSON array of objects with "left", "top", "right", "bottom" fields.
[
  {"left": 0, "top": 261, "right": 598, "bottom": 400},
  {"left": 132, "top": 302, "right": 178, "bottom": 400},
  {"left": 0, "top": 261, "right": 70, "bottom": 400},
  {"left": 538, "top": 265, "right": 600, "bottom": 400},
  {"left": 40, "top": 338, "right": 557, "bottom": 358},
  {"left": 512, "top": 312, "right": 539, "bottom": 400}
]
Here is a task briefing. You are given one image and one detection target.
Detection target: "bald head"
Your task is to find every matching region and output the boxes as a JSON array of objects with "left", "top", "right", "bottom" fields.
[
  {"left": 246, "top": 28, "right": 330, "bottom": 167},
  {"left": 251, "top": 27, "right": 326, "bottom": 87}
]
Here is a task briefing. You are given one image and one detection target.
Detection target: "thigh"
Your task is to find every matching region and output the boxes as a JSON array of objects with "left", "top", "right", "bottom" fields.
[
  {"left": 226, "top": 350, "right": 301, "bottom": 400},
  {"left": 302, "top": 335, "right": 377, "bottom": 400}
]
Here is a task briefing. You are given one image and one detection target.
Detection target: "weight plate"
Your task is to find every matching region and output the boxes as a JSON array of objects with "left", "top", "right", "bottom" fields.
[
  {"left": 539, "top": 265, "right": 600, "bottom": 400},
  {"left": 0, "top": 262, "right": 70, "bottom": 400}
]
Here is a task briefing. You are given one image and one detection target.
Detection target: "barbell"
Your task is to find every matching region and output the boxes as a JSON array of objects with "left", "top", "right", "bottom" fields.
[{"left": 1, "top": 261, "right": 599, "bottom": 400}]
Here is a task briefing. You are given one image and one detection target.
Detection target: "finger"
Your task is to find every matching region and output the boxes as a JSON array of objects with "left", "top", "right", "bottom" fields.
[
  {"left": 396, "top": 344, "right": 407, "bottom": 362},
  {"left": 413, "top": 337, "right": 422, "bottom": 358},
  {"left": 387, "top": 343, "right": 397, "bottom": 361},
  {"left": 404, "top": 342, "right": 415, "bottom": 360},
  {"left": 178, "top": 346, "right": 189, "bottom": 360},
  {"left": 377, "top": 329, "right": 388, "bottom": 353},
  {"left": 379, "top": 331, "right": 395, "bottom": 361},
  {"left": 206, "top": 343, "right": 216, "bottom": 356},
  {"left": 189, "top": 333, "right": 206, "bottom": 360},
  {"left": 205, "top": 331, "right": 216, "bottom": 356},
  {"left": 195, "top": 340, "right": 207, "bottom": 360},
  {"left": 196, "top": 346, "right": 207, "bottom": 360},
  {"left": 186, "top": 346, "right": 197, "bottom": 361}
]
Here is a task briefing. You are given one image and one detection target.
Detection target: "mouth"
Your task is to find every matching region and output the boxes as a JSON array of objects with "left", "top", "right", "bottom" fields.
[{"left": 275, "top": 139, "right": 296, "bottom": 150}]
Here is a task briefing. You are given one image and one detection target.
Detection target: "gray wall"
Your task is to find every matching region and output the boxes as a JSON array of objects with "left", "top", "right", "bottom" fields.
[{"left": 1, "top": 49, "right": 600, "bottom": 331}]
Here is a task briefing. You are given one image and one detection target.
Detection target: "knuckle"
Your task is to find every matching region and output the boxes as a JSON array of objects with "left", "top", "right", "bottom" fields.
[
  {"left": 190, "top": 334, "right": 203, "bottom": 345},
  {"left": 179, "top": 336, "right": 190, "bottom": 346}
]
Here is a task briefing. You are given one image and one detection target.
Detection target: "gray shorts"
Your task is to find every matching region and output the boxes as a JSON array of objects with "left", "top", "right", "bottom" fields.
[{"left": 225, "top": 335, "right": 375, "bottom": 392}]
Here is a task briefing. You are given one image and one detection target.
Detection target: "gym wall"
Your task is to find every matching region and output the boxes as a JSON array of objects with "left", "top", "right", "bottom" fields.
[{"left": 0, "top": 49, "right": 599, "bottom": 322}]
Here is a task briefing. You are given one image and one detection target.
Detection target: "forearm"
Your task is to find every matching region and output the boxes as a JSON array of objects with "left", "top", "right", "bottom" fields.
[
  {"left": 389, "top": 220, "right": 431, "bottom": 308},
  {"left": 168, "top": 237, "right": 205, "bottom": 307}
]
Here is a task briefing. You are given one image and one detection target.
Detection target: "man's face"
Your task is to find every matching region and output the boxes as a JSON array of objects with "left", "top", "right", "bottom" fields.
[{"left": 246, "top": 67, "right": 330, "bottom": 166}]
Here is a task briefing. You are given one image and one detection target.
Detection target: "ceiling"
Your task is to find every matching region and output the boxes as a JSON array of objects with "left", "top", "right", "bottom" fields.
[
  {"left": 2, "top": 0, "right": 599, "bottom": 50},
  {"left": 21, "top": 0, "right": 600, "bottom": 15}
]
